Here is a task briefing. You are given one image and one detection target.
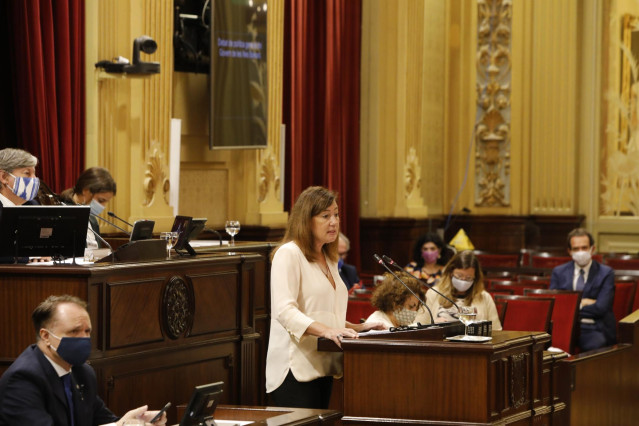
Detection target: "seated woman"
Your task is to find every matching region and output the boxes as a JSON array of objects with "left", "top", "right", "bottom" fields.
[
  {"left": 416, "top": 250, "right": 502, "bottom": 330},
  {"left": 365, "top": 272, "right": 427, "bottom": 329},
  {"left": 0, "top": 148, "right": 39, "bottom": 206},
  {"left": 60, "top": 167, "right": 116, "bottom": 248},
  {"left": 404, "top": 232, "right": 454, "bottom": 286}
]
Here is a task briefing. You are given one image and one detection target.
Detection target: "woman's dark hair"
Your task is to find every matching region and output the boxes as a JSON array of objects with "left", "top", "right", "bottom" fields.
[
  {"left": 273, "top": 186, "right": 339, "bottom": 262},
  {"left": 410, "top": 232, "right": 453, "bottom": 268},
  {"left": 371, "top": 272, "right": 424, "bottom": 313},
  {"left": 73, "top": 167, "right": 117, "bottom": 196}
]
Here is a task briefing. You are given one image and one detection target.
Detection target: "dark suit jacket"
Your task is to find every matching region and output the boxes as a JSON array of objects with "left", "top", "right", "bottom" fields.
[
  {"left": 550, "top": 260, "right": 616, "bottom": 345},
  {"left": 0, "top": 344, "right": 118, "bottom": 426},
  {"left": 339, "top": 263, "right": 360, "bottom": 290}
]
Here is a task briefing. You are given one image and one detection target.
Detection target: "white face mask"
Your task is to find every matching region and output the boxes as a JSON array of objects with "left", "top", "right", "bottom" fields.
[
  {"left": 451, "top": 277, "right": 473, "bottom": 293},
  {"left": 393, "top": 307, "right": 418, "bottom": 326},
  {"left": 572, "top": 249, "right": 592, "bottom": 267}
]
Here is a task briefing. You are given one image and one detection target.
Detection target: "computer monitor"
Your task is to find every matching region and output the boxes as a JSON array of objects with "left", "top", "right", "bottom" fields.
[
  {"left": 129, "top": 219, "right": 155, "bottom": 242},
  {"left": 179, "top": 381, "right": 224, "bottom": 426},
  {"left": 0, "top": 205, "right": 90, "bottom": 259},
  {"left": 171, "top": 216, "right": 207, "bottom": 256}
]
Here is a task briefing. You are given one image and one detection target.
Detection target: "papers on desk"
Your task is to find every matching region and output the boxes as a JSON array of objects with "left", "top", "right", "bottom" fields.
[
  {"left": 189, "top": 240, "right": 230, "bottom": 248},
  {"left": 357, "top": 328, "right": 392, "bottom": 337},
  {"left": 210, "top": 421, "right": 252, "bottom": 426}
]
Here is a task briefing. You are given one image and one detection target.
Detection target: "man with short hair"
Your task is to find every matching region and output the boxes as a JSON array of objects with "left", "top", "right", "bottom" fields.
[
  {"left": 550, "top": 228, "right": 616, "bottom": 352},
  {"left": 0, "top": 295, "right": 166, "bottom": 426},
  {"left": 338, "top": 232, "right": 360, "bottom": 290}
]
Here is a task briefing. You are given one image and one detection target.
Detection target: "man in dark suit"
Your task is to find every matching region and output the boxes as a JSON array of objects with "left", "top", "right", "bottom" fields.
[
  {"left": 550, "top": 228, "right": 616, "bottom": 352},
  {"left": 0, "top": 295, "right": 166, "bottom": 426},
  {"left": 338, "top": 232, "right": 360, "bottom": 290}
]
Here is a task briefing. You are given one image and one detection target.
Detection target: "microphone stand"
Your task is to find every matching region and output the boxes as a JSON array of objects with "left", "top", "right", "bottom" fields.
[
  {"left": 204, "top": 227, "right": 223, "bottom": 246},
  {"left": 381, "top": 255, "right": 462, "bottom": 315},
  {"left": 373, "top": 254, "right": 435, "bottom": 325},
  {"left": 87, "top": 227, "right": 115, "bottom": 265},
  {"left": 91, "top": 213, "right": 130, "bottom": 235},
  {"left": 108, "top": 211, "right": 134, "bottom": 228}
]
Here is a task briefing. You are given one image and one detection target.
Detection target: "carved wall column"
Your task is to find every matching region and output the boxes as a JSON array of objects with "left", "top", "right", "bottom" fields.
[
  {"left": 360, "top": 0, "right": 447, "bottom": 218},
  {"left": 475, "top": 0, "right": 512, "bottom": 207}
]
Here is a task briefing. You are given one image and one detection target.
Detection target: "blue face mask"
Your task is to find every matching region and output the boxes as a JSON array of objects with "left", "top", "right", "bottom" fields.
[
  {"left": 47, "top": 330, "right": 91, "bottom": 366},
  {"left": 9, "top": 173, "right": 40, "bottom": 202},
  {"left": 338, "top": 258, "right": 344, "bottom": 270},
  {"left": 89, "top": 199, "right": 105, "bottom": 215}
]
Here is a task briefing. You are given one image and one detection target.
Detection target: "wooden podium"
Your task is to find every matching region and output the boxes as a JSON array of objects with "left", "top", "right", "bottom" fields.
[{"left": 320, "top": 325, "right": 551, "bottom": 425}]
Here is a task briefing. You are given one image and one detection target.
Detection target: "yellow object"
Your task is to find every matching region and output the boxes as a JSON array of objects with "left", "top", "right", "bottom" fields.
[{"left": 449, "top": 229, "right": 475, "bottom": 251}]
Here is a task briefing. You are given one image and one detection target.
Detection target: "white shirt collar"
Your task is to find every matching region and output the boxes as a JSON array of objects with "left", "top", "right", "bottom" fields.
[
  {"left": 43, "top": 351, "right": 71, "bottom": 377},
  {"left": 0, "top": 192, "right": 15, "bottom": 206},
  {"left": 573, "top": 260, "right": 592, "bottom": 276}
]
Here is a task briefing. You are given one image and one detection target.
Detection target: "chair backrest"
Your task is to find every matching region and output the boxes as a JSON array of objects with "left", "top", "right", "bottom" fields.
[
  {"left": 474, "top": 251, "right": 520, "bottom": 268},
  {"left": 524, "top": 289, "right": 581, "bottom": 353},
  {"left": 491, "top": 281, "right": 549, "bottom": 296},
  {"left": 494, "top": 295, "right": 554, "bottom": 333},
  {"left": 613, "top": 281, "right": 637, "bottom": 322},
  {"left": 531, "top": 252, "right": 571, "bottom": 269},
  {"left": 605, "top": 255, "right": 639, "bottom": 271},
  {"left": 494, "top": 298, "right": 508, "bottom": 325},
  {"left": 633, "top": 280, "right": 639, "bottom": 313}
]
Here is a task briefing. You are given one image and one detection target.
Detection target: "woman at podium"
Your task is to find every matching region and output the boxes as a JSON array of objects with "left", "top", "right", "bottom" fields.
[
  {"left": 265, "top": 186, "right": 384, "bottom": 409},
  {"left": 417, "top": 250, "right": 502, "bottom": 329},
  {"left": 366, "top": 272, "right": 426, "bottom": 328}
]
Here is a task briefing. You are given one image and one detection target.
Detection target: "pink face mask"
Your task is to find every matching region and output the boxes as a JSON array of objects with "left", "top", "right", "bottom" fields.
[{"left": 422, "top": 250, "right": 439, "bottom": 264}]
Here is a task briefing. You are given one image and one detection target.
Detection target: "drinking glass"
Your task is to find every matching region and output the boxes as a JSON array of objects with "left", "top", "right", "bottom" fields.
[
  {"left": 225, "top": 220, "right": 241, "bottom": 246},
  {"left": 160, "top": 231, "right": 178, "bottom": 259},
  {"left": 458, "top": 306, "right": 477, "bottom": 338}
]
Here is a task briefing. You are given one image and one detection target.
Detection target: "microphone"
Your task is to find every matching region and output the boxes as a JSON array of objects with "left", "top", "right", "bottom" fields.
[
  {"left": 108, "top": 211, "right": 134, "bottom": 228},
  {"left": 38, "top": 181, "right": 67, "bottom": 205},
  {"left": 91, "top": 213, "right": 130, "bottom": 235},
  {"left": 204, "top": 227, "right": 223, "bottom": 246},
  {"left": 373, "top": 254, "right": 434, "bottom": 325},
  {"left": 86, "top": 226, "right": 115, "bottom": 265},
  {"left": 382, "top": 255, "right": 461, "bottom": 314}
]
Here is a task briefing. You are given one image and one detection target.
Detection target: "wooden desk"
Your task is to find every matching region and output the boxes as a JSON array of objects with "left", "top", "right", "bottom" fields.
[
  {"left": 0, "top": 246, "right": 273, "bottom": 423},
  {"left": 321, "top": 327, "right": 551, "bottom": 425},
  {"left": 176, "top": 405, "right": 341, "bottom": 425}
]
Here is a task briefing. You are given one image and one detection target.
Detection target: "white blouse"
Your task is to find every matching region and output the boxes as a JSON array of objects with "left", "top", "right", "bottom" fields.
[{"left": 265, "top": 241, "right": 348, "bottom": 393}]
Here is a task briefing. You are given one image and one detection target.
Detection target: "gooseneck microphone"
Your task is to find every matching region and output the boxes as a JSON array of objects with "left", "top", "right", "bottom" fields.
[
  {"left": 108, "top": 211, "right": 134, "bottom": 228},
  {"left": 382, "top": 255, "right": 461, "bottom": 314},
  {"left": 204, "top": 227, "right": 223, "bottom": 246},
  {"left": 373, "top": 254, "right": 435, "bottom": 325},
  {"left": 86, "top": 226, "right": 114, "bottom": 265},
  {"left": 91, "top": 213, "right": 130, "bottom": 235}
]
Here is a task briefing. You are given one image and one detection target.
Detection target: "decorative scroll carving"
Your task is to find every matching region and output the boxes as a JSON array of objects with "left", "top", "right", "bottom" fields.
[
  {"left": 258, "top": 147, "right": 281, "bottom": 202},
  {"left": 162, "top": 276, "right": 194, "bottom": 339},
  {"left": 602, "top": 15, "right": 639, "bottom": 216},
  {"left": 475, "top": 0, "right": 512, "bottom": 207},
  {"left": 143, "top": 144, "right": 171, "bottom": 207},
  {"left": 509, "top": 353, "right": 527, "bottom": 409},
  {"left": 404, "top": 147, "right": 422, "bottom": 198}
]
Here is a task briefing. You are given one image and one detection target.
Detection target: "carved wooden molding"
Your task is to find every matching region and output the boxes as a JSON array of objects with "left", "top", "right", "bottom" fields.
[
  {"left": 509, "top": 352, "right": 527, "bottom": 409},
  {"left": 404, "top": 147, "right": 422, "bottom": 199},
  {"left": 475, "top": 0, "right": 512, "bottom": 207},
  {"left": 258, "top": 147, "right": 280, "bottom": 202},
  {"left": 143, "top": 145, "right": 170, "bottom": 207},
  {"left": 162, "top": 276, "right": 194, "bottom": 339}
]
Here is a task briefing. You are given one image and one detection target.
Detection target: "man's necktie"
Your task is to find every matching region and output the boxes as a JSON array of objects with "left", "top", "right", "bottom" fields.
[
  {"left": 576, "top": 268, "right": 585, "bottom": 291},
  {"left": 61, "top": 374, "right": 75, "bottom": 426}
]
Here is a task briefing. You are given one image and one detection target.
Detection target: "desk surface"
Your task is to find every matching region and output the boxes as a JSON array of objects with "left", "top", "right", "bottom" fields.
[{"left": 184, "top": 405, "right": 341, "bottom": 425}]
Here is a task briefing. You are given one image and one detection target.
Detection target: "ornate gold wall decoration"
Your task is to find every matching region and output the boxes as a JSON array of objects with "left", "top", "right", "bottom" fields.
[
  {"left": 602, "top": 14, "right": 639, "bottom": 216},
  {"left": 143, "top": 144, "right": 170, "bottom": 207},
  {"left": 404, "top": 147, "right": 422, "bottom": 199},
  {"left": 475, "top": 0, "right": 512, "bottom": 207},
  {"left": 257, "top": 147, "right": 280, "bottom": 203}
]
